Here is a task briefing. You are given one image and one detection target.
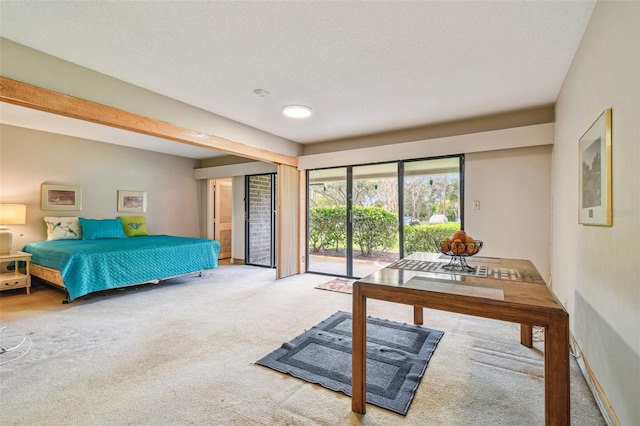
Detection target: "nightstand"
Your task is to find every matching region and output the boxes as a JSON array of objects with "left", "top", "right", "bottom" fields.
[{"left": 0, "top": 251, "right": 32, "bottom": 295}]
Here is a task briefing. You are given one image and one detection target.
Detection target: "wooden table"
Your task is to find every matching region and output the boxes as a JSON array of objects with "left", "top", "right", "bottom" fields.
[{"left": 351, "top": 252, "right": 569, "bottom": 425}]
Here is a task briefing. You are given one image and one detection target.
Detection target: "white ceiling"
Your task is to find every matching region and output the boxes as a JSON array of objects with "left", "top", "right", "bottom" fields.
[{"left": 0, "top": 1, "right": 595, "bottom": 159}]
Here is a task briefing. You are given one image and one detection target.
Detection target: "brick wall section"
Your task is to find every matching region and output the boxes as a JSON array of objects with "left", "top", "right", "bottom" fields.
[{"left": 248, "top": 175, "right": 273, "bottom": 266}]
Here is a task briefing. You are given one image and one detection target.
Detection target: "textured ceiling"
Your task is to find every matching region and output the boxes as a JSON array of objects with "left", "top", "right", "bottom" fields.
[{"left": 0, "top": 1, "right": 595, "bottom": 156}]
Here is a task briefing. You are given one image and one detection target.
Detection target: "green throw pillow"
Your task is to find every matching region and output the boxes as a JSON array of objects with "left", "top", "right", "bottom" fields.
[{"left": 119, "top": 216, "right": 149, "bottom": 237}]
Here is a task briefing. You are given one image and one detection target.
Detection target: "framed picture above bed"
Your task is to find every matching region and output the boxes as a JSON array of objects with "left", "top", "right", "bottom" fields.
[
  {"left": 117, "top": 190, "right": 147, "bottom": 213},
  {"left": 41, "top": 184, "right": 82, "bottom": 211}
]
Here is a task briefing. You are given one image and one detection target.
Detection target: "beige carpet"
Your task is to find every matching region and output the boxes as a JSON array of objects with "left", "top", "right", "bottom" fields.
[{"left": 0, "top": 265, "right": 604, "bottom": 425}]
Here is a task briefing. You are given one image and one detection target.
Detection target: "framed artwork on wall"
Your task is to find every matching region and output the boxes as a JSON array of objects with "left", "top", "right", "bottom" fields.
[
  {"left": 117, "top": 190, "right": 147, "bottom": 213},
  {"left": 578, "top": 108, "right": 612, "bottom": 226},
  {"left": 41, "top": 184, "right": 82, "bottom": 211}
]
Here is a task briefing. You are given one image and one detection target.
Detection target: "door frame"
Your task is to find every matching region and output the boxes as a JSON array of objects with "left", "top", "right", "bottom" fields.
[{"left": 207, "top": 179, "right": 233, "bottom": 259}]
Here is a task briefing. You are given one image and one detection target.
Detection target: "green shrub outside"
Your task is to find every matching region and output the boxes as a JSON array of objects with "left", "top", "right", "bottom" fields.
[
  {"left": 404, "top": 222, "right": 462, "bottom": 255},
  {"left": 309, "top": 206, "right": 347, "bottom": 252},
  {"left": 309, "top": 206, "right": 397, "bottom": 256},
  {"left": 352, "top": 206, "right": 397, "bottom": 256},
  {"left": 310, "top": 206, "right": 462, "bottom": 257}
]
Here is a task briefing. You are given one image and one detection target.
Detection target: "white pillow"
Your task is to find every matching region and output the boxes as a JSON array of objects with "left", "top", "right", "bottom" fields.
[{"left": 44, "top": 216, "right": 82, "bottom": 240}]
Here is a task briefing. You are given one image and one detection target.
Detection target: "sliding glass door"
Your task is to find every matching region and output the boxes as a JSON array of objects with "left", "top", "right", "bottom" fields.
[{"left": 307, "top": 155, "right": 463, "bottom": 278}]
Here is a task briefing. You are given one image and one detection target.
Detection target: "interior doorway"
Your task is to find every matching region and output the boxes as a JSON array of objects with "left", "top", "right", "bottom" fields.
[{"left": 210, "top": 178, "right": 233, "bottom": 260}]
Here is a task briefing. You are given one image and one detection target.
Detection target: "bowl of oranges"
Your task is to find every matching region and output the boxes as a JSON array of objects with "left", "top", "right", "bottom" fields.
[
  {"left": 436, "top": 230, "right": 483, "bottom": 257},
  {"left": 435, "top": 230, "right": 483, "bottom": 272}
]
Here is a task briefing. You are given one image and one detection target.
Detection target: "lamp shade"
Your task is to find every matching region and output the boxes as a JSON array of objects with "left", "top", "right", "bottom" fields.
[{"left": 0, "top": 204, "right": 26, "bottom": 225}]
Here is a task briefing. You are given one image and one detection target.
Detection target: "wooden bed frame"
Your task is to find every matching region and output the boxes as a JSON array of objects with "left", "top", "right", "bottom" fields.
[
  {"left": 30, "top": 263, "right": 193, "bottom": 303},
  {"left": 31, "top": 264, "right": 67, "bottom": 290},
  {"left": 30, "top": 264, "right": 75, "bottom": 303}
]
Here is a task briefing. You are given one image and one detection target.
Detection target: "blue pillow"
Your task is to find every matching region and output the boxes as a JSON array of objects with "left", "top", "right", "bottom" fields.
[{"left": 79, "top": 218, "right": 127, "bottom": 240}]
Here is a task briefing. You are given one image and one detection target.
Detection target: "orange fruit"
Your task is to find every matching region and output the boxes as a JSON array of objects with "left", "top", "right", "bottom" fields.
[
  {"left": 451, "top": 239, "right": 466, "bottom": 255},
  {"left": 452, "top": 230, "right": 467, "bottom": 243},
  {"left": 466, "top": 242, "right": 479, "bottom": 255},
  {"left": 440, "top": 238, "right": 451, "bottom": 252}
]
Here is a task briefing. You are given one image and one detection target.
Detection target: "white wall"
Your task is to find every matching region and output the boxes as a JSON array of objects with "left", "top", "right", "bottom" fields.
[
  {"left": 465, "top": 145, "right": 552, "bottom": 280},
  {"left": 298, "top": 123, "right": 553, "bottom": 170},
  {"left": 0, "top": 125, "right": 201, "bottom": 246},
  {"left": 554, "top": 1, "right": 639, "bottom": 424},
  {"left": 194, "top": 162, "right": 276, "bottom": 180}
]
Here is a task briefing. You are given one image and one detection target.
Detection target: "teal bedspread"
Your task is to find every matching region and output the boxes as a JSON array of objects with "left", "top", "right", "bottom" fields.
[{"left": 23, "top": 235, "right": 220, "bottom": 301}]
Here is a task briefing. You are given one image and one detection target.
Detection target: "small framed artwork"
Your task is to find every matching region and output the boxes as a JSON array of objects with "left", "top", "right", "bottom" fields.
[
  {"left": 578, "top": 108, "right": 612, "bottom": 226},
  {"left": 117, "top": 190, "right": 147, "bottom": 213},
  {"left": 41, "top": 184, "right": 82, "bottom": 211}
]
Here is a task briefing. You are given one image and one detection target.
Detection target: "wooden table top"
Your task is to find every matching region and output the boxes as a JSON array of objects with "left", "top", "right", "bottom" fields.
[{"left": 356, "top": 252, "right": 565, "bottom": 314}]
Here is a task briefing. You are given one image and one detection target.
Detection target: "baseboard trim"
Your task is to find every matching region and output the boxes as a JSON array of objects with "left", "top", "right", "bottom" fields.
[
  {"left": 570, "top": 334, "right": 620, "bottom": 426},
  {"left": 231, "top": 258, "right": 245, "bottom": 265}
]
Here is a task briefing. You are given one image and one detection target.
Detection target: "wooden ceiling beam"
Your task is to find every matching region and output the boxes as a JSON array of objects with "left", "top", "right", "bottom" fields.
[{"left": 0, "top": 77, "right": 298, "bottom": 167}]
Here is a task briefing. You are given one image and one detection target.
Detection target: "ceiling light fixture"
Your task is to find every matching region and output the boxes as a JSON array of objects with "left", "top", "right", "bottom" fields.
[{"left": 282, "top": 105, "right": 312, "bottom": 118}]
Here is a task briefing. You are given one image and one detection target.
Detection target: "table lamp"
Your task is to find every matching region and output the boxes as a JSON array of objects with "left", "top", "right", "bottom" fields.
[{"left": 0, "top": 204, "right": 26, "bottom": 255}]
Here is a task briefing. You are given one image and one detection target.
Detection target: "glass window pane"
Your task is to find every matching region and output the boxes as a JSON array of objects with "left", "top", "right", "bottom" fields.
[
  {"left": 307, "top": 168, "right": 348, "bottom": 276},
  {"left": 352, "top": 163, "right": 399, "bottom": 277},
  {"left": 403, "top": 157, "right": 462, "bottom": 255}
]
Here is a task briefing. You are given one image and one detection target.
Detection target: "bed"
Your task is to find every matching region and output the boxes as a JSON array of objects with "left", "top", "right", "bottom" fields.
[{"left": 22, "top": 235, "right": 220, "bottom": 302}]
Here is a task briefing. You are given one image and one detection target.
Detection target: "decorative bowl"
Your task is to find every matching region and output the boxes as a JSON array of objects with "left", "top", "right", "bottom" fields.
[
  {"left": 435, "top": 239, "right": 483, "bottom": 257},
  {"left": 434, "top": 239, "right": 484, "bottom": 272}
]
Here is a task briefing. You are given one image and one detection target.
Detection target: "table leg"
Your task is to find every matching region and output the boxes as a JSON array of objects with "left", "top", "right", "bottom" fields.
[
  {"left": 352, "top": 284, "right": 367, "bottom": 414},
  {"left": 520, "top": 323, "right": 533, "bottom": 347},
  {"left": 544, "top": 314, "right": 570, "bottom": 425},
  {"left": 413, "top": 306, "right": 423, "bottom": 325}
]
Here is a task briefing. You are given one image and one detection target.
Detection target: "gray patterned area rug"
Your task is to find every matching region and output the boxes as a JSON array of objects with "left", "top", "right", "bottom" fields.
[{"left": 255, "top": 311, "right": 444, "bottom": 415}]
